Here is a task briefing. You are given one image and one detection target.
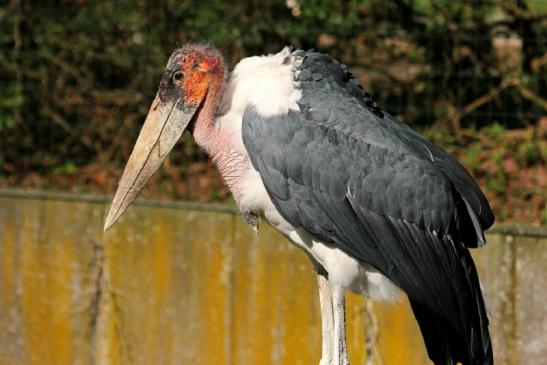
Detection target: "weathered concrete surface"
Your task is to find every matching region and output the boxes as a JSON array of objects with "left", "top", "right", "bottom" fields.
[{"left": 0, "top": 192, "right": 545, "bottom": 365}]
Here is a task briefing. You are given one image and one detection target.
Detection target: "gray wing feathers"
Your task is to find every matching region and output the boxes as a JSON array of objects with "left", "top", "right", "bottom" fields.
[
  {"left": 241, "top": 49, "right": 494, "bottom": 364},
  {"left": 297, "top": 50, "right": 494, "bottom": 242}
]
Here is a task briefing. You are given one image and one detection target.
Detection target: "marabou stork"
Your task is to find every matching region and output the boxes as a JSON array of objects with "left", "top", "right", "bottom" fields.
[{"left": 104, "top": 44, "right": 494, "bottom": 365}]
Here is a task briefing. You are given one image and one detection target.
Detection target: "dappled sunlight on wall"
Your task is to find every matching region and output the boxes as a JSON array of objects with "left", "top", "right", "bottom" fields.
[{"left": 0, "top": 191, "right": 545, "bottom": 365}]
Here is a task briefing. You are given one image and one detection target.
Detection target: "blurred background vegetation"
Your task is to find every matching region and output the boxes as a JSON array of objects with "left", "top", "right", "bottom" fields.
[{"left": 0, "top": 0, "right": 545, "bottom": 224}]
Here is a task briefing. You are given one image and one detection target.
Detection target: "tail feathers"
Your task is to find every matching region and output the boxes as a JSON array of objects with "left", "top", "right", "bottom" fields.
[{"left": 410, "top": 298, "right": 493, "bottom": 365}]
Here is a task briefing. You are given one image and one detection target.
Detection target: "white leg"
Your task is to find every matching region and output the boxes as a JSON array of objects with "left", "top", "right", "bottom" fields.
[
  {"left": 318, "top": 274, "right": 334, "bottom": 365},
  {"left": 332, "top": 285, "right": 349, "bottom": 365}
]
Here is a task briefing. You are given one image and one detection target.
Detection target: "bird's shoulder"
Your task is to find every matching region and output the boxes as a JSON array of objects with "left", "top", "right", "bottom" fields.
[
  {"left": 243, "top": 48, "right": 493, "bottom": 242},
  {"left": 293, "top": 49, "right": 384, "bottom": 117},
  {"left": 292, "top": 49, "right": 442, "bottom": 160}
]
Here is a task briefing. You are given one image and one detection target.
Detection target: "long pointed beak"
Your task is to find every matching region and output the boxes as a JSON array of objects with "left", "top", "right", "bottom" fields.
[{"left": 104, "top": 94, "right": 197, "bottom": 231}]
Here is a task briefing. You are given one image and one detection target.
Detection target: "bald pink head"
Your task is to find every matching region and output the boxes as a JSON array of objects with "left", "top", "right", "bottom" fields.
[
  {"left": 104, "top": 44, "right": 226, "bottom": 230},
  {"left": 159, "top": 44, "right": 225, "bottom": 107}
]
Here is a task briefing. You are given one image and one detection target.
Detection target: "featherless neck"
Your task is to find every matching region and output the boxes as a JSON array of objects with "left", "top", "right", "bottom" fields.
[
  {"left": 192, "top": 71, "right": 225, "bottom": 155},
  {"left": 192, "top": 72, "right": 248, "bottom": 195}
]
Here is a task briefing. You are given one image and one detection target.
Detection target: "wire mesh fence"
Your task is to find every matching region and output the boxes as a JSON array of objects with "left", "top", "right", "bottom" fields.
[{"left": 0, "top": 0, "right": 545, "bottom": 215}]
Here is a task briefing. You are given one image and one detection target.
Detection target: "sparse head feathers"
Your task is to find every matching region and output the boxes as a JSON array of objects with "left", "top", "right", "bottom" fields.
[
  {"left": 162, "top": 43, "right": 226, "bottom": 106},
  {"left": 170, "top": 43, "right": 225, "bottom": 72}
]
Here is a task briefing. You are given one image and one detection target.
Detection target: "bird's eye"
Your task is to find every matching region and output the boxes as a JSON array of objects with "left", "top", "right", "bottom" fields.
[{"left": 172, "top": 71, "right": 183, "bottom": 82}]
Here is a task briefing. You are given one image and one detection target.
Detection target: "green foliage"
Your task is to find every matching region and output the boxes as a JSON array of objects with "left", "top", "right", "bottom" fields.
[
  {"left": 517, "top": 138, "right": 544, "bottom": 166},
  {"left": 52, "top": 161, "right": 78, "bottom": 175},
  {"left": 487, "top": 123, "right": 506, "bottom": 141},
  {"left": 463, "top": 145, "right": 482, "bottom": 174},
  {"left": 0, "top": 0, "right": 545, "bottom": 177},
  {"left": 485, "top": 153, "right": 507, "bottom": 197},
  {"left": 0, "top": 83, "right": 23, "bottom": 131},
  {"left": 208, "top": 187, "right": 223, "bottom": 202}
]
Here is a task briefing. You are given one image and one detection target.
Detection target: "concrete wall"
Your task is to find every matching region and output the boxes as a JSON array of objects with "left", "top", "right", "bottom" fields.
[{"left": 0, "top": 190, "right": 545, "bottom": 365}]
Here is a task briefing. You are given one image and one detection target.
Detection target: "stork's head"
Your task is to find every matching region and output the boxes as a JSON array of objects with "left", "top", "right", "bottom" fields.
[{"left": 104, "top": 44, "right": 224, "bottom": 231}]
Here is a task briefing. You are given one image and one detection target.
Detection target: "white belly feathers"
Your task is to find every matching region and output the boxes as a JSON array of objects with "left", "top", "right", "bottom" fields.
[{"left": 263, "top": 200, "right": 402, "bottom": 302}]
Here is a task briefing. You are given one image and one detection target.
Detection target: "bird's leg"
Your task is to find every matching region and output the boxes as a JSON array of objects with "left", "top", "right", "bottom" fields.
[
  {"left": 317, "top": 273, "right": 334, "bottom": 365},
  {"left": 332, "top": 285, "right": 349, "bottom": 365}
]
